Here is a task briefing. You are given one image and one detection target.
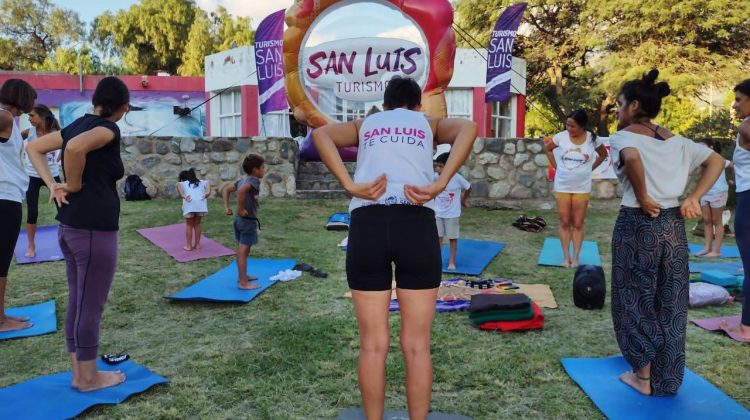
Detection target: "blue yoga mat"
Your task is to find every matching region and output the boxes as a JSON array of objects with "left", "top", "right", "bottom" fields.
[
  {"left": 0, "top": 300, "right": 56, "bottom": 341},
  {"left": 537, "top": 238, "right": 601, "bottom": 267},
  {"left": 561, "top": 356, "right": 750, "bottom": 420},
  {"left": 688, "top": 243, "right": 741, "bottom": 258},
  {"left": 689, "top": 261, "right": 743, "bottom": 274},
  {"left": 14, "top": 225, "right": 64, "bottom": 264},
  {"left": 441, "top": 239, "right": 505, "bottom": 276},
  {"left": 701, "top": 270, "right": 744, "bottom": 288},
  {"left": 0, "top": 360, "right": 168, "bottom": 420},
  {"left": 165, "top": 258, "right": 296, "bottom": 302}
]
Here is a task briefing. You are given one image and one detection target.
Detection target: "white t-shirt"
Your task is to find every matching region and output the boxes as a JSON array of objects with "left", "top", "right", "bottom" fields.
[
  {"left": 434, "top": 172, "right": 471, "bottom": 218},
  {"left": 552, "top": 131, "right": 603, "bottom": 193},
  {"left": 180, "top": 180, "right": 209, "bottom": 216},
  {"left": 704, "top": 159, "right": 730, "bottom": 197},
  {"left": 0, "top": 108, "right": 29, "bottom": 203},
  {"left": 23, "top": 127, "right": 60, "bottom": 178},
  {"left": 349, "top": 108, "right": 435, "bottom": 212},
  {"left": 734, "top": 119, "right": 750, "bottom": 193},
  {"left": 611, "top": 131, "right": 712, "bottom": 208}
]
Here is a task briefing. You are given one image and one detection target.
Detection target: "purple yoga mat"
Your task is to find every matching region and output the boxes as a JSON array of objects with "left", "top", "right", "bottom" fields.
[
  {"left": 14, "top": 225, "right": 64, "bottom": 264},
  {"left": 692, "top": 316, "right": 750, "bottom": 343},
  {"left": 137, "top": 223, "right": 234, "bottom": 263}
]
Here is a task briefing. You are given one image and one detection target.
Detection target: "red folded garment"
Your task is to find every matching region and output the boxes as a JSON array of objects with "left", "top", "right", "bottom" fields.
[{"left": 476, "top": 301, "right": 544, "bottom": 331}]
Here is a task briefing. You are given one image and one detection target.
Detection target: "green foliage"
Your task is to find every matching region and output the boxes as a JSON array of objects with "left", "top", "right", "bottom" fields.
[
  {"left": 0, "top": 0, "right": 84, "bottom": 70},
  {"left": 455, "top": 0, "right": 750, "bottom": 136}
]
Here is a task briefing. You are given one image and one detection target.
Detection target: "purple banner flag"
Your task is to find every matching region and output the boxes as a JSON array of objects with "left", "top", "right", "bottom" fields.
[
  {"left": 485, "top": 3, "right": 527, "bottom": 103},
  {"left": 254, "top": 9, "right": 286, "bottom": 114}
]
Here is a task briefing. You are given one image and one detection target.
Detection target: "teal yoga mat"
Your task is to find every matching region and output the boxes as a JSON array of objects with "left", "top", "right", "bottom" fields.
[
  {"left": 165, "top": 258, "right": 296, "bottom": 302},
  {"left": 441, "top": 239, "right": 505, "bottom": 275},
  {"left": 689, "top": 261, "right": 743, "bottom": 274},
  {"left": 0, "top": 360, "right": 167, "bottom": 420},
  {"left": 688, "top": 243, "right": 741, "bottom": 258},
  {"left": 0, "top": 300, "right": 56, "bottom": 341},
  {"left": 561, "top": 356, "right": 750, "bottom": 420},
  {"left": 537, "top": 238, "right": 601, "bottom": 267}
]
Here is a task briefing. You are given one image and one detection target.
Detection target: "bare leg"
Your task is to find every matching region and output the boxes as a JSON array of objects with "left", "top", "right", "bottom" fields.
[
  {"left": 0, "top": 276, "right": 31, "bottom": 331},
  {"left": 556, "top": 195, "right": 573, "bottom": 267},
  {"left": 193, "top": 216, "right": 202, "bottom": 249},
  {"left": 397, "top": 288, "right": 439, "bottom": 420},
  {"left": 619, "top": 363, "right": 652, "bottom": 396},
  {"left": 70, "top": 353, "right": 81, "bottom": 388},
  {"left": 705, "top": 206, "right": 724, "bottom": 257},
  {"left": 76, "top": 358, "right": 125, "bottom": 392},
  {"left": 237, "top": 243, "right": 258, "bottom": 289},
  {"left": 570, "top": 197, "right": 589, "bottom": 268},
  {"left": 696, "top": 204, "right": 713, "bottom": 256},
  {"left": 351, "top": 289, "right": 392, "bottom": 420},
  {"left": 25, "top": 223, "right": 37, "bottom": 258},
  {"left": 183, "top": 218, "right": 193, "bottom": 251},
  {"left": 448, "top": 239, "right": 457, "bottom": 271}
]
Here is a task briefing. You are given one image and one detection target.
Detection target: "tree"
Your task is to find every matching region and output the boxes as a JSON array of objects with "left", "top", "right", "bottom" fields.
[
  {"left": 178, "top": 12, "right": 214, "bottom": 76},
  {"left": 0, "top": 0, "right": 85, "bottom": 70},
  {"left": 211, "top": 6, "right": 253, "bottom": 51},
  {"left": 38, "top": 46, "right": 99, "bottom": 74}
]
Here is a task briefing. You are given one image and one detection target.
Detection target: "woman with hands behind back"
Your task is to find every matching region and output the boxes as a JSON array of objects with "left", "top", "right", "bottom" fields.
[{"left": 313, "top": 76, "right": 477, "bottom": 420}]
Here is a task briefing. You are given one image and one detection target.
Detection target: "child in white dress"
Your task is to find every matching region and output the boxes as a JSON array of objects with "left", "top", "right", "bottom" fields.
[{"left": 177, "top": 168, "right": 211, "bottom": 251}]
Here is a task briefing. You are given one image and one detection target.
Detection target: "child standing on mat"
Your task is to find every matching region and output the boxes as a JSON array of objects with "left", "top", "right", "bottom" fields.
[
  {"left": 21, "top": 104, "right": 61, "bottom": 258},
  {"left": 28, "top": 76, "right": 130, "bottom": 392},
  {"left": 176, "top": 168, "right": 211, "bottom": 251},
  {"left": 221, "top": 154, "right": 265, "bottom": 290},
  {"left": 695, "top": 138, "right": 733, "bottom": 258},
  {"left": 433, "top": 152, "right": 471, "bottom": 271},
  {"left": 0, "top": 79, "right": 36, "bottom": 333}
]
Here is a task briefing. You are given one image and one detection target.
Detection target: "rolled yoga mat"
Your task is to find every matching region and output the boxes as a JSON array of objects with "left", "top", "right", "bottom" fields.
[
  {"left": 0, "top": 360, "right": 168, "bottom": 420},
  {"left": 441, "top": 239, "right": 506, "bottom": 275},
  {"left": 14, "top": 225, "right": 64, "bottom": 264},
  {"left": 561, "top": 356, "right": 750, "bottom": 419},
  {"left": 165, "top": 258, "right": 296, "bottom": 303},
  {"left": 137, "top": 223, "right": 234, "bottom": 263},
  {"left": 0, "top": 300, "right": 56, "bottom": 341},
  {"left": 537, "top": 238, "right": 601, "bottom": 267}
]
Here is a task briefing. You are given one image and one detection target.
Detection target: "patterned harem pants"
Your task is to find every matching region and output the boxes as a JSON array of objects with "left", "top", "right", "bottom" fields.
[{"left": 611, "top": 207, "right": 689, "bottom": 396}]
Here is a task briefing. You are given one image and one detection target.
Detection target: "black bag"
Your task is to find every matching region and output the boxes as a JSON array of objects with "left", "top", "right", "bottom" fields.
[
  {"left": 573, "top": 264, "right": 605, "bottom": 310},
  {"left": 123, "top": 174, "right": 150, "bottom": 201}
]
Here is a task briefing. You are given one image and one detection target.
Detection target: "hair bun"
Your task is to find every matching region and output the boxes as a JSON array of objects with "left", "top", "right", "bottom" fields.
[
  {"left": 642, "top": 69, "right": 660, "bottom": 86},
  {"left": 655, "top": 81, "right": 671, "bottom": 98}
]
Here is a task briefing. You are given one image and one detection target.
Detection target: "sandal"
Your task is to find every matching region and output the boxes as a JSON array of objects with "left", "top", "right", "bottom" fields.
[
  {"left": 293, "top": 263, "right": 314, "bottom": 272},
  {"left": 310, "top": 268, "right": 328, "bottom": 278},
  {"left": 101, "top": 353, "right": 130, "bottom": 365}
]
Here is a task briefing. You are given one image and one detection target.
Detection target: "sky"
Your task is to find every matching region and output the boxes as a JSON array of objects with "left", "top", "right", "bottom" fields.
[{"left": 52, "top": 0, "right": 292, "bottom": 29}]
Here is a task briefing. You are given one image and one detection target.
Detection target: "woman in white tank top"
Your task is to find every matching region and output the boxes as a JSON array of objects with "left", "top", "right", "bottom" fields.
[
  {"left": 727, "top": 79, "right": 750, "bottom": 341},
  {"left": 314, "top": 76, "right": 477, "bottom": 419}
]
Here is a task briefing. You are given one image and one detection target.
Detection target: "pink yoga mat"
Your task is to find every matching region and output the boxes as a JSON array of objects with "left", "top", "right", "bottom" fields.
[
  {"left": 137, "top": 224, "right": 234, "bottom": 263},
  {"left": 692, "top": 316, "right": 750, "bottom": 343}
]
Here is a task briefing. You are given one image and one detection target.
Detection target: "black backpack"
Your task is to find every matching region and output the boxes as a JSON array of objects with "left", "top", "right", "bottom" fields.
[
  {"left": 573, "top": 264, "right": 605, "bottom": 310},
  {"left": 124, "top": 174, "right": 150, "bottom": 201}
]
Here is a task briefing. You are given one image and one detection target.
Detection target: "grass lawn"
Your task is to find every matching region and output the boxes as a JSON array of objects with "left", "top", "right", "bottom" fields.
[{"left": 2, "top": 198, "right": 748, "bottom": 419}]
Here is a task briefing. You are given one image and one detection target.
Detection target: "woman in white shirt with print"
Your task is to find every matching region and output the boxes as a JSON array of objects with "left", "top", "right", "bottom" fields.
[{"left": 545, "top": 110, "right": 608, "bottom": 268}]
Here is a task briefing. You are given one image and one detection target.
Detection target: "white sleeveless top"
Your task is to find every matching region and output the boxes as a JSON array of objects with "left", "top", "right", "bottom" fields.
[
  {"left": 349, "top": 108, "right": 435, "bottom": 212},
  {"left": 734, "top": 118, "right": 750, "bottom": 193},
  {"left": 0, "top": 108, "right": 30, "bottom": 203},
  {"left": 23, "top": 127, "right": 60, "bottom": 178},
  {"left": 180, "top": 180, "right": 209, "bottom": 216}
]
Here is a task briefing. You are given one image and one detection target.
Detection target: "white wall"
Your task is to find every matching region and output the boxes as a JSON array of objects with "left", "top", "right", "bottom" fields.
[
  {"left": 204, "top": 46, "right": 258, "bottom": 92},
  {"left": 449, "top": 48, "right": 526, "bottom": 95}
]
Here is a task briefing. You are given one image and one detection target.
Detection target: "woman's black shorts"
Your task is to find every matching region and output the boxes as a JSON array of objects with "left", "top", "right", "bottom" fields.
[{"left": 346, "top": 204, "right": 441, "bottom": 291}]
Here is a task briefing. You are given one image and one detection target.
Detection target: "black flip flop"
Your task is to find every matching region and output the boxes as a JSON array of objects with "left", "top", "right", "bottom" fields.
[
  {"left": 310, "top": 269, "right": 328, "bottom": 278},
  {"left": 293, "top": 263, "right": 314, "bottom": 272},
  {"left": 101, "top": 353, "right": 130, "bottom": 365}
]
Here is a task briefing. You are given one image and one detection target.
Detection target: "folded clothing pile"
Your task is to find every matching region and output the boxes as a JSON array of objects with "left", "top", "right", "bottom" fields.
[{"left": 469, "top": 293, "right": 544, "bottom": 331}]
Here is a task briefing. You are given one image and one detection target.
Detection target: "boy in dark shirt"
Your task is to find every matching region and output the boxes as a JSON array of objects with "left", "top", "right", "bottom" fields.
[{"left": 221, "top": 154, "right": 265, "bottom": 289}]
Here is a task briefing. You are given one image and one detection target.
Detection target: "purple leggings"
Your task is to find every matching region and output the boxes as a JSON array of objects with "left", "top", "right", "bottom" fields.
[{"left": 58, "top": 225, "right": 118, "bottom": 361}]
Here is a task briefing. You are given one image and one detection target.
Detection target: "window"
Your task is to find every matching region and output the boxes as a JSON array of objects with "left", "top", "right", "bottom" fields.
[
  {"left": 218, "top": 89, "right": 242, "bottom": 136},
  {"left": 491, "top": 99, "right": 514, "bottom": 138},
  {"left": 260, "top": 110, "right": 292, "bottom": 137},
  {"left": 445, "top": 89, "right": 473, "bottom": 119}
]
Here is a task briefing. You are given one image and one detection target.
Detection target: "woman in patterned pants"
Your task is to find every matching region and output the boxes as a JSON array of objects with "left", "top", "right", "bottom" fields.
[{"left": 609, "top": 70, "right": 725, "bottom": 396}]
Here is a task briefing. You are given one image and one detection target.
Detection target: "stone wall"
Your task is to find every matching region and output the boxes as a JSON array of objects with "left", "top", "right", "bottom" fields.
[
  {"left": 120, "top": 137, "right": 298, "bottom": 199},
  {"left": 454, "top": 138, "right": 621, "bottom": 209}
]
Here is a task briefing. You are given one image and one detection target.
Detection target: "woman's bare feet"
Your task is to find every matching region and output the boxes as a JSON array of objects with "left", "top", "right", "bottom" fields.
[
  {"left": 193, "top": 244, "right": 201, "bottom": 250},
  {"left": 703, "top": 251, "right": 721, "bottom": 258},
  {"left": 183, "top": 245, "right": 193, "bottom": 251},
  {"left": 571, "top": 258, "right": 580, "bottom": 269},
  {"left": 694, "top": 248, "right": 711, "bottom": 257},
  {"left": 24, "top": 246, "right": 35, "bottom": 258},
  {"left": 447, "top": 263, "right": 456, "bottom": 271},
  {"left": 562, "top": 259, "right": 571, "bottom": 268},
  {"left": 77, "top": 371, "right": 126, "bottom": 392},
  {"left": 0, "top": 316, "right": 32, "bottom": 332},
  {"left": 619, "top": 372, "right": 651, "bottom": 395}
]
